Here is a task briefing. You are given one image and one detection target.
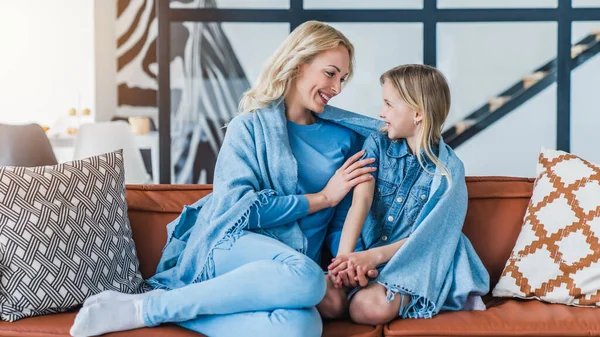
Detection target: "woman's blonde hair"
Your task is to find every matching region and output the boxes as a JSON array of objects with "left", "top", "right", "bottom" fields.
[
  {"left": 380, "top": 64, "right": 452, "bottom": 185},
  {"left": 238, "top": 21, "right": 355, "bottom": 113}
]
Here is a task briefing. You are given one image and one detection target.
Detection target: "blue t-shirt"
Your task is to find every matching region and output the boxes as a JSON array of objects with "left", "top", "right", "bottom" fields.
[
  {"left": 287, "top": 118, "right": 360, "bottom": 262},
  {"left": 247, "top": 116, "right": 360, "bottom": 263}
]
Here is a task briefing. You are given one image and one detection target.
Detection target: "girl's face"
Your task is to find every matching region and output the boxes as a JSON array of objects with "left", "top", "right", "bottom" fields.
[
  {"left": 379, "top": 79, "right": 422, "bottom": 140},
  {"left": 294, "top": 45, "right": 350, "bottom": 113}
]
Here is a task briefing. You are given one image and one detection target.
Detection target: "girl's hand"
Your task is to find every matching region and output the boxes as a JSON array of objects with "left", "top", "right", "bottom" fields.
[{"left": 319, "top": 150, "right": 376, "bottom": 207}]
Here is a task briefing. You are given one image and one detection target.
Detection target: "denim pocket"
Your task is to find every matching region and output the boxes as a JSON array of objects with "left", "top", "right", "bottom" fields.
[
  {"left": 374, "top": 179, "right": 398, "bottom": 219},
  {"left": 405, "top": 186, "right": 429, "bottom": 225}
]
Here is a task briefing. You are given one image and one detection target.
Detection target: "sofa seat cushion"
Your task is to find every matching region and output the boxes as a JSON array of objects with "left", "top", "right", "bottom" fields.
[
  {"left": 323, "top": 320, "right": 382, "bottom": 337},
  {"left": 384, "top": 299, "right": 600, "bottom": 336},
  {"left": 0, "top": 311, "right": 205, "bottom": 337},
  {"left": 0, "top": 312, "right": 383, "bottom": 337}
]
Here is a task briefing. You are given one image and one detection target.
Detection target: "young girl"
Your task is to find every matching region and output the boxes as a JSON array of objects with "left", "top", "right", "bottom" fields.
[{"left": 325, "top": 64, "right": 489, "bottom": 324}]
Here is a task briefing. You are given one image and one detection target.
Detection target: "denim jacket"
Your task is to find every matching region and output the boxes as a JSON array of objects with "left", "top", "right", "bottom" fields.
[
  {"left": 338, "top": 132, "right": 489, "bottom": 319},
  {"left": 359, "top": 133, "right": 436, "bottom": 249}
]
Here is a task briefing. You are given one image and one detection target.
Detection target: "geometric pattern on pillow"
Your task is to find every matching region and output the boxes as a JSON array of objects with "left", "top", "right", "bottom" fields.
[
  {"left": 0, "top": 150, "right": 146, "bottom": 322},
  {"left": 493, "top": 148, "right": 600, "bottom": 306}
]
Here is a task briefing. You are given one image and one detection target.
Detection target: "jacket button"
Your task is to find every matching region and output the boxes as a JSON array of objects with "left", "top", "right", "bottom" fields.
[
  {"left": 377, "top": 188, "right": 381, "bottom": 193},
  {"left": 382, "top": 235, "right": 388, "bottom": 241},
  {"left": 387, "top": 216, "right": 394, "bottom": 222},
  {"left": 421, "top": 194, "right": 426, "bottom": 200},
  {"left": 396, "top": 197, "right": 403, "bottom": 203}
]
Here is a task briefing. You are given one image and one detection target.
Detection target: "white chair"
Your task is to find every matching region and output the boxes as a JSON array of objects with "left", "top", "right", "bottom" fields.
[{"left": 73, "top": 121, "right": 151, "bottom": 184}]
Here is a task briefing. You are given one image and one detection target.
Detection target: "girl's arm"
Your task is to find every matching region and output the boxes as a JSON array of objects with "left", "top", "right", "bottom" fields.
[
  {"left": 366, "top": 236, "right": 408, "bottom": 266},
  {"left": 329, "top": 236, "right": 408, "bottom": 288},
  {"left": 330, "top": 236, "right": 409, "bottom": 273},
  {"left": 336, "top": 179, "right": 375, "bottom": 255}
]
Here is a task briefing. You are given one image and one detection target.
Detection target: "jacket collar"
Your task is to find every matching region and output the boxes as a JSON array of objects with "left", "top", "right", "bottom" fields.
[{"left": 387, "top": 138, "right": 411, "bottom": 158}]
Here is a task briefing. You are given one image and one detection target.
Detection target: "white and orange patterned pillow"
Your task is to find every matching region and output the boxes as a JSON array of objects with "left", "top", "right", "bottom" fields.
[{"left": 493, "top": 148, "right": 600, "bottom": 306}]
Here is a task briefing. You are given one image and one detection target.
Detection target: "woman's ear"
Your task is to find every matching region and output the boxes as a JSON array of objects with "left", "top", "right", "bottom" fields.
[{"left": 296, "top": 63, "right": 307, "bottom": 78}]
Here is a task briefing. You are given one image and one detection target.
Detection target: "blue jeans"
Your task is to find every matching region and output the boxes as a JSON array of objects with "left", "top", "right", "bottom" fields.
[{"left": 142, "top": 230, "right": 326, "bottom": 337}]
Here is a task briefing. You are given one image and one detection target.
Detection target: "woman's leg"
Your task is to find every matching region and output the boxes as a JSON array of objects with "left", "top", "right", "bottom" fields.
[
  {"left": 348, "top": 283, "right": 407, "bottom": 325},
  {"left": 70, "top": 231, "right": 326, "bottom": 336},
  {"left": 177, "top": 307, "right": 322, "bottom": 337}
]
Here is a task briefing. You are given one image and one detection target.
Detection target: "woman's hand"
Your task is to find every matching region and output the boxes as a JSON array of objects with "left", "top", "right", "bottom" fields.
[
  {"left": 328, "top": 250, "right": 380, "bottom": 288},
  {"left": 319, "top": 150, "right": 376, "bottom": 208}
]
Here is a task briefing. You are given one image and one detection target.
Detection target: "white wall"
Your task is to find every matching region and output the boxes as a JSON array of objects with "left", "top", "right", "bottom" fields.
[
  {"left": 455, "top": 84, "right": 557, "bottom": 177},
  {"left": 0, "top": 0, "right": 117, "bottom": 128},
  {"left": 571, "top": 21, "right": 600, "bottom": 166},
  {"left": 94, "top": 0, "right": 118, "bottom": 122},
  {"left": 437, "top": 22, "right": 558, "bottom": 178},
  {"left": 0, "top": 0, "right": 95, "bottom": 127}
]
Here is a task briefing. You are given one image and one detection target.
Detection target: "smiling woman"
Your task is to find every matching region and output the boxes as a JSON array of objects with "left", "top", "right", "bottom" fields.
[
  {"left": 70, "top": 21, "right": 384, "bottom": 337},
  {"left": 238, "top": 21, "right": 355, "bottom": 117},
  {"left": 285, "top": 45, "right": 351, "bottom": 124}
]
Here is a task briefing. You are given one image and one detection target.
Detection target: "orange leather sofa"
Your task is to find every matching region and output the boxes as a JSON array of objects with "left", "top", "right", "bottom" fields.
[{"left": 1, "top": 177, "right": 598, "bottom": 336}]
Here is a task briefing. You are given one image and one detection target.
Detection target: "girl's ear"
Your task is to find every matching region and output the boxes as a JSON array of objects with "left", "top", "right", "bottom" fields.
[{"left": 414, "top": 110, "right": 424, "bottom": 125}]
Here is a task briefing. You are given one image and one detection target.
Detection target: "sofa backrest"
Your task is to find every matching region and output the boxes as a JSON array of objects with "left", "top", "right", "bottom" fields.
[
  {"left": 461, "top": 177, "right": 534, "bottom": 290},
  {"left": 126, "top": 185, "right": 212, "bottom": 278},
  {"left": 126, "top": 176, "right": 535, "bottom": 290}
]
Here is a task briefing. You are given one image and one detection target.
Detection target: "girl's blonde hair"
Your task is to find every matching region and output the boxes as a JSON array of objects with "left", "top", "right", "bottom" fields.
[
  {"left": 238, "top": 21, "right": 355, "bottom": 113},
  {"left": 380, "top": 64, "right": 452, "bottom": 185}
]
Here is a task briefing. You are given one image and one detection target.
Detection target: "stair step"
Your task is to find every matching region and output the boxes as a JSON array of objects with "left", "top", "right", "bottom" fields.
[
  {"left": 454, "top": 119, "right": 476, "bottom": 135},
  {"left": 592, "top": 28, "right": 600, "bottom": 40},
  {"left": 523, "top": 71, "right": 547, "bottom": 89},
  {"left": 488, "top": 96, "right": 511, "bottom": 112},
  {"left": 572, "top": 44, "right": 588, "bottom": 58}
]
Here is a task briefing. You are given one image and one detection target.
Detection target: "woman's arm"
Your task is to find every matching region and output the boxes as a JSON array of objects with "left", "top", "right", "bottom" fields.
[
  {"left": 336, "top": 179, "right": 374, "bottom": 255},
  {"left": 248, "top": 150, "right": 376, "bottom": 229},
  {"left": 307, "top": 150, "right": 376, "bottom": 213},
  {"left": 247, "top": 194, "right": 309, "bottom": 229}
]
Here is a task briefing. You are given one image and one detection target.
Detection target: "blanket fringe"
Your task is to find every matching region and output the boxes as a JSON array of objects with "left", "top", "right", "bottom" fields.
[
  {"left": 195, "top": 190, "right": 277, "bottom": 283},
  {"left": 379, "top": 281, "right": 437, "bottom": 319}
]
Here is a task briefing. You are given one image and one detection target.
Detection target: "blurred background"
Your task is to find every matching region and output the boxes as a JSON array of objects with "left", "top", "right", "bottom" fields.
[{"left": 0, "top": 0, "right": 598, "bottom": 184}]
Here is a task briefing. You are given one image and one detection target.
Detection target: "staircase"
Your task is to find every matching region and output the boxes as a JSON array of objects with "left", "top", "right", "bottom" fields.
[{"left": 443, "top": 29, "right": 600, "bottom": 148}]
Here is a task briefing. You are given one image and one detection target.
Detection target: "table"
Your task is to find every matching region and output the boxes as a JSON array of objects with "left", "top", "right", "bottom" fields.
[{"left": 48, "top": 132, "right": 160, "bottom": 184}]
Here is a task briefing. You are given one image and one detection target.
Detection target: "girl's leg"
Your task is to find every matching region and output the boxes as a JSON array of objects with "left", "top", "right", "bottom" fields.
[
  {"left": 71, "top": 231, "right": 326, "bottom": 336},
  {"left": 177, "top": 307, "right": 322, "bottom": 337},
  {"left": 348, "top": 283, "right": 406, "bottom": 325}
]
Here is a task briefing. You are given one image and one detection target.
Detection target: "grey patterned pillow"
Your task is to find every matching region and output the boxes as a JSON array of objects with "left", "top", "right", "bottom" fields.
[{"left": 0, "top": 150, "right": 146, "bottom": 322}]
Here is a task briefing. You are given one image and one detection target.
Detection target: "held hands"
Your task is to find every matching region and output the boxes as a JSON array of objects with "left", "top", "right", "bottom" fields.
[
  {"left": 319, "top": 150, "right": 376, "bottom": 208},
  {"left": 327, "top": 250, "right": 379, "bottom": 289}
]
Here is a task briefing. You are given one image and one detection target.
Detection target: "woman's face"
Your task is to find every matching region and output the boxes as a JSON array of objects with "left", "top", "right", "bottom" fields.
[
  {"left": 294, "top": 45, "right": 350, "bottom": 113},
  {"left": 379, "top": 79, "right": 420, "bottom": 140}
]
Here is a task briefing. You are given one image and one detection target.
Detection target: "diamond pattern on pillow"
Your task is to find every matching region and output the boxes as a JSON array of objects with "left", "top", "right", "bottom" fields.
[
  {"left": 492, "top": 148, "right": 600, "bottom": 306},
  {"left": 0, "top": 150, "right": 146, "bottom": 322}
]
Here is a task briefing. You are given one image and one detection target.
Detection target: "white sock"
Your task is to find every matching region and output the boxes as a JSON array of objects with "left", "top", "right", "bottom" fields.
[
  {"left": 70, "top": 298, "right": 145, "bottom": 337},
  {"left": 463, "top": 295, "right": 487, "bottom": 311},
  {"left": 83, "top": 289, "right": 166, "bottom": 307}
]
